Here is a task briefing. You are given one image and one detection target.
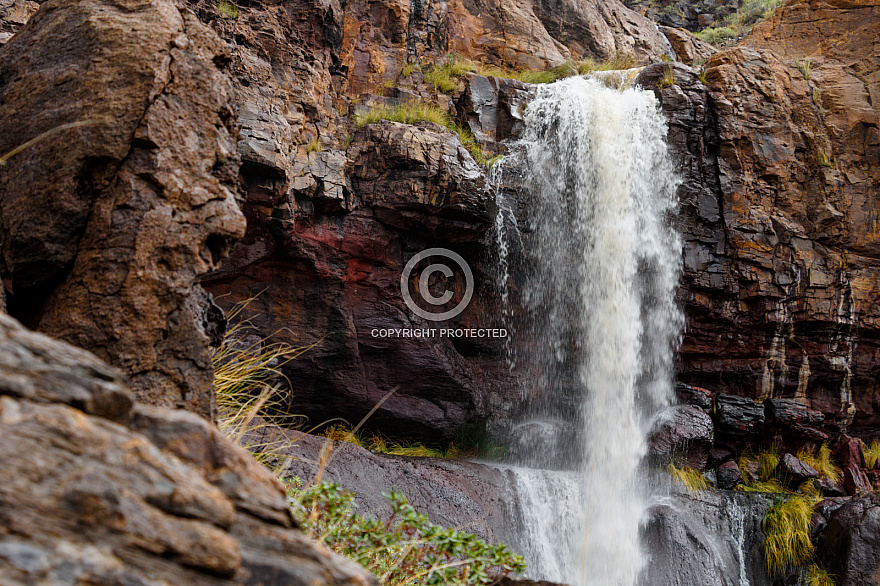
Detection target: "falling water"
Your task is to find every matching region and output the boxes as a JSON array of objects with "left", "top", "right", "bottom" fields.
[{"left": 494, "top": 76, "right": 682, "bottom": 585}]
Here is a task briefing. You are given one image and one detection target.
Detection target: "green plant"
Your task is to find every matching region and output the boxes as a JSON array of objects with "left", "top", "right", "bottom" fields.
[
  {"left": 807, "top": 564, "right": 836, "bottom": 586},
  {"left": 219, "top": 0, "right": 239, "bottom": 18},
  {"left": 865, "top": 440, "right": 880, "bottom": 469},
  {"left": 698, "top": 69, "right": 710, "bottom": 85},
  {"left": 797, "top": 60, "right": 812, "bottom": 80},
  {"left": 318, "top": 423, "right": 484, "bottom": 459},
  {"left": 486, "top": 154, "right": 503, "bottom": 170},
  {"left": 694, "top": 26, "right": 737, "bottom": 46},
  {"left": 762, "top": 496, "right": 817, "bottom": 576},
  {"left": 817, "top": 148, "right": 833, "bottom": 168},
  {"left": 424, "top": 54, "right": 477, "bottom": 93},
  {"left": 658, "top": 65, "right": 675, "bottom": 89},
  {"left": 811, "top": 87, "right": 821, "bottom": 106},
  {"left": 290, "top": 480, "right": 527, "bottom": 584},
  {"left": 402, "top": 62, "right": 420, "bottom": 78},
  {"left": 667, "top": 463, "right": 708, "bottom": 494},
  {"left": 355, "top": 101, "right": 485, "bottom": 164},
  {"left": 576, "top": 53, "right": 640, "bottom": 75}
]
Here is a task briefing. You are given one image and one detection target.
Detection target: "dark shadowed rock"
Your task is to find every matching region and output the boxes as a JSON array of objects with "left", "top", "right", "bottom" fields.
[
  {"left": 0, "top": 313, "right": 375, "bottom": 585},
  {"left": 713, "top": 395, "right": 765, "bottom": 442},
  {"left": 675, "top": 382, "right": 714, "bottom": 411},
  {"left": 818, "top": 493, "right": 880, "bottom": 586},
  {"left": 765, "top": 398, "right": 828, "bottom": 442},
  {"left": 0, "top": 0, "right": 246, "bottom": 419},
  {"left": 774, "top": 453, "right": 819, "bottom": 487},
  {"left": 649, "top": 405, "right": 714, "bottom": 470},
  {"left": 816, "top": 477, "right": 847, "bottom": 498},
  {"left": 708, "top": 446, "right": 733, "bottom": 468},
  {"left": 835, "top": 437, "right": 872, "bottom": 496},
  {"left": 715, "top": 461, "right": 743, "bottom": 490}
]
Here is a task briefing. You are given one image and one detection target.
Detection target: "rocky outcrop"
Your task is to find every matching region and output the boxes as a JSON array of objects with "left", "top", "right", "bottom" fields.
[
  {"left": 659, "top": 26, "right": 716, "bottom": 65},
  {"left": 0, "top": 0, "right": 246, "bottom": 419},
  {"left": 0, "top": 312, "right": 374, "bottom": 585},
  {"left": 625, "top": 0, "right": 739, "bottom": 31},
  {"left": 649, "top": 405, "right": 715, "bottom": 470},
  {"left": 630, "top": 0, "right": 880, "bottom": 439}
]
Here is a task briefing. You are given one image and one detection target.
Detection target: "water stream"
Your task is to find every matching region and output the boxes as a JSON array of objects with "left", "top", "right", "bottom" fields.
[{"left": 492, "top": 76, "right": 682, "bottom": 585}]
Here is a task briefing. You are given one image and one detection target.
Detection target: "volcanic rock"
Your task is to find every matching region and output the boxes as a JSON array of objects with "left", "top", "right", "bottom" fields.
[
  {"left": 715, "top": 460, "right": 743, "bottom": 490},
  {"left": 774, "top": 453, "right": 819, "bottom": 487},
  {"left": 835, "top": 437, "right": 873, "bottom": 496},
  {"left": 713, "top": 394, "right": 765, "bottom": 442},
  {"left": 818, "top": 493, "right": 880, "bottom": 586},
  {"left": 0, "top": 312, "right": 374, "bottom": 585},
  {"left": 765, "top": 398, "right": 828, "bottom": 442},
  {"left": 815, "top": 477, "right": 847, "bottom": 498},
  {"left": 649, "top": 405, "right": 715, "bottom": 470},
  {"left": 675, "top": 382, "right": 714, "bottom": 411},
  {"left": 0, "top": 0, "right": 246, "bottom": 419}
]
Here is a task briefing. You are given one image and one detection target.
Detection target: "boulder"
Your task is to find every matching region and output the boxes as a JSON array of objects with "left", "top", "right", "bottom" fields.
[
  {"left": 774, "top": 453, "right": 819, "bottom": 487},
  {"left": 818, "top": 493, "right": 880, "bottom": 586},
  {"left": 835, "top": 437, "right": 873, "bottom": 496},
  {"left": 0, "top": 312, "right": 375, "bottom": 585},
  {"left": 0, "top": 0, "right": 246, "bottom": 419},
  {"left": 675, "top": 382, "right": 714, "bottom": 411},
  {"left": 649, "top": 405, "right": 714, "bottom": 470},
  {"left": 713, "top": 394, "right": 765, "bottom": 442},
  {"left": 765, "top": 398, "right": 828, "bottom": 442},
  {"left": 659, "top": 26, "right": 716, "bottom": 65},
  {"left": 715, "top": 460, "right": 743, "bottom": 490},
  {"left": 815, "top": 477, "right": 847, "bottom": 498}
]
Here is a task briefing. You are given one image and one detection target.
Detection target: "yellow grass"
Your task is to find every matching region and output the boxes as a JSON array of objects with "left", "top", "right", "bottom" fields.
[
  {"left": 762, "top": 496, "right": 817, "bottom": 575},
  {"left": 667, "top": 463, "right": 708, "bottom": 494}
]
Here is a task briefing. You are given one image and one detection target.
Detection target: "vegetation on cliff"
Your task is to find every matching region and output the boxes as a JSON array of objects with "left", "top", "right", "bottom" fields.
[{"left": 694, "top": 0, "right": 784, "bottom": 46}]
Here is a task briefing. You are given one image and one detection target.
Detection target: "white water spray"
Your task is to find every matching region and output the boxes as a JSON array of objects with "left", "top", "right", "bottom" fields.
[{"left": 495, "top": 76, "right": 682, "bottom": 585}]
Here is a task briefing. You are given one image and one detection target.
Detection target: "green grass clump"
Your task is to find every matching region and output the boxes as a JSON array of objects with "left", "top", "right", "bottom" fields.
[
  {"left": 289, "top": 480, "right": 527, "bottom": 585},
  {"left": 355, "top": 101, "right": 485, "bottom": 164},
  {"left": 694, "top": 0, "right": 783, "bottom": 46},
  {"left": 796, "top": 60, "right": 812, "bottom": 80},
  {"left": 807, "top": 564, "right": 836, "bottom": 586},
  {"left": 762, "top": 496, "right": 817, "bottom": 576},
  {"left": 864, "top": 440, "right": 880, "bottom": 469},
  {"left": 424, "top": 54, "right": 477, "bottom": 92},
  {"left": 667, "top": 463, "right": 708, "bottom": 494},
  {"left": 218, "top": 0, "right": 239, "bottom": 18},
  {"left": 657, "top": 65, "right": 675, "bottom": 88}
]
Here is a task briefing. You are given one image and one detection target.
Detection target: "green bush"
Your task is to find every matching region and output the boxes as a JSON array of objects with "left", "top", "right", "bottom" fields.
[
  {"left": 695, "top": 26, "right": 737, "bottom": 45},
  {"left": 290, "top": 480, "right": 527, "bottom": 585}
]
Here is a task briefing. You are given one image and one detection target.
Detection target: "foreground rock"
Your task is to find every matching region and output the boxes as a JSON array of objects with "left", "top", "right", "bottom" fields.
[
  {"left": 0, "top": 313, "right": 374, "bottom": 585},
  {"left": 0, "top": 0, "right": 246, "bottom": 419},
  {"left": 818, "top": 493, "right": 880, "bottom": 586}
]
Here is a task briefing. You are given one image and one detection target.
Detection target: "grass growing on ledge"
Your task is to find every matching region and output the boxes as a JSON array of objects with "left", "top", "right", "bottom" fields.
[
  {"left": 318, "top": 423, "right": 478, "bottom": 459},
  {"left": 865, "top": 440, "right": 880, "bottom": 469},
  {"left": 798, "top": 443, "right": 842, "bottom": 483},
  {"left": 355, "top": 101, "right": 486, "bottom": 164},
  {"left": 218, "top": 0, "right": 239, "bottom": 18},
  {"left": 694, "top": 0, "right": 784, "bottom": 47},
  {"left": 762, "top": 495, "right": 818, "bottom": 576},
  {"left": 807, "top": 564, "right": 837, "bottom": 586},
  {"left": 667, "top": 463, "right": 708, "bottom": 494}
]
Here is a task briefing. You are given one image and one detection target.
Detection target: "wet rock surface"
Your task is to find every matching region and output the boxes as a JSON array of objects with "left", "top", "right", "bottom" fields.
[
  {"left": 0, "top": 0, "right": 246, "bottom": 419},
  {"left": 818, "top": 493, "right": 880, "bottom": 586},
  {"left": 0, "top": 313, "right": 375, "bottom": 586},
  {"left": 649, "top": 405, "right": 715, "bottom": 470}
]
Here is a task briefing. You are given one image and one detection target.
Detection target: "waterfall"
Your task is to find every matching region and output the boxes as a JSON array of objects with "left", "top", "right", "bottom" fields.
[{"left": 494, "top": 76, "right": 682, "bottom": 585}]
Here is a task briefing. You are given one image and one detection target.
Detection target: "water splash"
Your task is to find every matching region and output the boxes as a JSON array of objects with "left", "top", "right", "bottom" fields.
[{"left": 495, "top": 76, "right": 682, "bottom": 585}]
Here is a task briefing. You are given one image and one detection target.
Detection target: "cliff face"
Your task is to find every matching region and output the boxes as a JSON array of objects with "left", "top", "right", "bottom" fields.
[{"left": 3, "top": 0, "right": 880, "bottom": 445}]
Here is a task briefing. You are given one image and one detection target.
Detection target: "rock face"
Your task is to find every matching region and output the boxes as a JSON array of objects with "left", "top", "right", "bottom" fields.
[
  {"left": 0, "top": 0, "right": 246, "bottom": 419},
  {"left": 818, "top": 493, "right": 880, "bottom": 586},
  {"left": 0, "top": 313, "right": 374, "bottom": 585},
  {"left": 271, "top": 429, "right": 775, "bottom": 585},
  {"left": 630, "top": 0, "right": 880, "bottom": 439},
  {"left": 649, "top": 405, "right": 715, "bottom": 470}
]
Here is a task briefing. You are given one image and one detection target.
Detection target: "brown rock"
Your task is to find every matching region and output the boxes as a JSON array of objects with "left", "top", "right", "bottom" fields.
[
  {"left": 0, "top": 312, "right": 375, "bottom": 585},
  {"left": 0, "top": 0, "right": 246, "bottom": 418},
  {"left": 660, "top": 26, "right": 716, "bottom": 66},
  {"left": 715, "top": 460, "right": 743, "bottom": 490},
  {"left": 835, "top": 437, "right": 873, "bottom": 495}
]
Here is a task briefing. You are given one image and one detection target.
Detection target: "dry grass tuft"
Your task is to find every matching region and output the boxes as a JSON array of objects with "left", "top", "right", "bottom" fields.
[
  {"left": 797, "top": 443, "right": 842, "bottom": 484},
  {"left": 667, "top": 463, "right": 708, "bottom": 494},
  {"left": 864, "top": 440, "right": 880, "bottom": 470},
  {"left": 807, "top": 564, "right": 836, "bottom": 586},
  {"left": 762, "top": 495, "right": 817, "bottom": 576}
]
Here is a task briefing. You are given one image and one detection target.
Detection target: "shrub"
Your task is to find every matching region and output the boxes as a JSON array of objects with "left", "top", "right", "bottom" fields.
[
  {"left": 219, "top": 0, "right": 239, "bottom": 18},
  {"left": 762, "top": 496, "right": 817, "bottom": 576},
  {"left": 290, "top": 480, "right": 528, "bottom": 585},
  {"left": 695, "top": 26, "right": 737, "bottom": 45},
  {"left": 667, "top": 463, "right": 708, "bottom": 494},
  {"left": 796, "top": 60, "right": 812, "bottom": 80},
  {"left": 657, "top": 65, "right": 676, "bottom": 88}
]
